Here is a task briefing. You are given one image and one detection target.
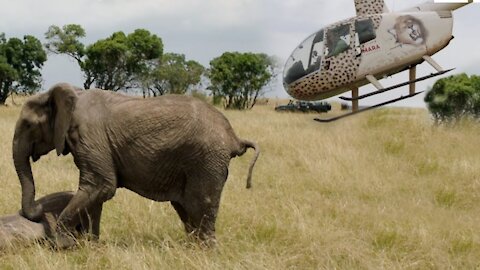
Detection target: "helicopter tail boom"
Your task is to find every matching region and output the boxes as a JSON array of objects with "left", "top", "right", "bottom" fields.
[{"left": 401, "top": 1, "right": 473, "bottom": 12}]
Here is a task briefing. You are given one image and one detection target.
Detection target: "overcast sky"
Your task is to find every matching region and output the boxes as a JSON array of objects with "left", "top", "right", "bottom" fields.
[{"left": 1, "top": 0, "right": 479, "bottom": 107}]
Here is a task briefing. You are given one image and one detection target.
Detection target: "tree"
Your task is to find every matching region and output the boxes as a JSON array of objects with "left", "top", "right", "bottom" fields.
[
  {"left": 142, "top": 53, "right": 205, "bottom": 96},
  {"left": 44, "top": 24, "right": 85, "bottom": 65},
  {"left": 0, "top": 33, "right": 47, "bottom": 104},
  {"left": 424, "top": 73, "right": 480, "bottom": 122},
  {"left": 208, "top": 52, "right": 277, "bottom": 110},
  {"left": 45, "top": 25, "right": 163, "bottom": 91}
]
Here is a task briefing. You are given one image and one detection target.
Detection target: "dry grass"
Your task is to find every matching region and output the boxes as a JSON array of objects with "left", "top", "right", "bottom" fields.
[{"left": 0, "top": 97, "right": 479, "bottom": 269}]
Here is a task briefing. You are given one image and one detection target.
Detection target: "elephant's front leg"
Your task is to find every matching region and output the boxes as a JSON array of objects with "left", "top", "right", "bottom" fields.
[
  {"left": 55, "top": 175, "right": 115, "bottom": 249},
  {"left": 54, "top": 189, "right": 92, "bottom": 248},
  {"left": 78, "top": 201, "right": 103, "bottom": 240}
]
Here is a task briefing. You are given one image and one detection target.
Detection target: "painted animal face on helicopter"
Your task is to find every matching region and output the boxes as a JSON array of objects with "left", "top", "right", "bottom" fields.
[{"left": 392, "top": 15, "right": 427, "bottom": 46}]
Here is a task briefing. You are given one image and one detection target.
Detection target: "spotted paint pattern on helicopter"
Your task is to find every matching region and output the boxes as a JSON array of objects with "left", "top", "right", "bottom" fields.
[
  {"left": 283, "top": 0, "right": 457, "bottom": 102},
  {"left": 286, "top": 50, "right": 360, "bottom": 100},
  {"left": 354, "top": 0, "right": 389, "bottom": 16},
  {"left": 285, "top": 15, "right": 383, "bottom": 100}
]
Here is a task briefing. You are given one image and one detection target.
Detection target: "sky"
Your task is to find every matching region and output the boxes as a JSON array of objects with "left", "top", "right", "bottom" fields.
[{"left": 1, "top": 0, "right": 479, "bottom": 107}]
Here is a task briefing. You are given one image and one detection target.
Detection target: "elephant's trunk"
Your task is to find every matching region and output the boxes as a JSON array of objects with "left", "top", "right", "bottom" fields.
[{"left": 12, "top": 133, "right": 43, "bottom": 222}]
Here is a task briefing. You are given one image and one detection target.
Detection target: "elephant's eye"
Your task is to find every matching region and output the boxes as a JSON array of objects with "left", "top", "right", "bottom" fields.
[{"left": 22, "top": 119, "right": 33, "bottom": 129}]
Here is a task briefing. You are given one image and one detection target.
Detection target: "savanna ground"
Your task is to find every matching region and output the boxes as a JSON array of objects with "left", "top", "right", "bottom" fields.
[{"left": 0, "top": 96, "right": 479, "bottom": 269}]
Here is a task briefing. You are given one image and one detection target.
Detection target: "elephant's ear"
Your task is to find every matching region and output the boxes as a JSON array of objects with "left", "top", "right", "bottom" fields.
[{"left": 49, "top": 83, "right": 78, "bottom": 156}]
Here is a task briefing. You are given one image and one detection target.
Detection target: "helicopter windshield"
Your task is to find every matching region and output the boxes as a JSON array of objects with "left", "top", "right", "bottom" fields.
[{"left": 283, "top": 29, "right": 324, "bottom": 85}]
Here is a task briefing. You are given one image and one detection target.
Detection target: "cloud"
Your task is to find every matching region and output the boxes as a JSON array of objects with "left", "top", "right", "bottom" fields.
[
  {"left": 0, "top": 0, "right": 262, "bottom": 37},
  {"left": 0, "top": 0, "right": 479, "bottom": 106}
]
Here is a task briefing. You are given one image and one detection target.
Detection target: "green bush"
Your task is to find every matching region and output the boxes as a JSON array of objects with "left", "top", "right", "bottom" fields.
[{"left": 424, "top": 73, "right": 480, "bottom": 123}]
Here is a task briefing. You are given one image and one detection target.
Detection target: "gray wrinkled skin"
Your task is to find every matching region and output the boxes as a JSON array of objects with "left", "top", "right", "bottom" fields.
[
  {"left": 12, "top": 83, "right": 259, "bottom": 248},
  {"left": 0, "top": 192, "right": 97, "bottom": 249}
]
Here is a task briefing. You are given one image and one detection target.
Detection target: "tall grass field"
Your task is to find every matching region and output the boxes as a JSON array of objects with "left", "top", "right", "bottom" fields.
[{"left": 0, "top": 97, "right": 479, "bottom": 269}]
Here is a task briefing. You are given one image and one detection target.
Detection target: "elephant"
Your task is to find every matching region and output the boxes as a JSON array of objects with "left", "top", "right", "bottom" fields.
[
  {"left": 12, "top": 82, "right": 259, "bottom": 248},
  {"left": 0, "top": 191, "right": 98, "bottom": 249}
]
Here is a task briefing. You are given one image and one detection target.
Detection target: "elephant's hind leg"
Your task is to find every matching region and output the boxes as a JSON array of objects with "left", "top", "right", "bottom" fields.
[{"left": 179, "top": 161, "right": 229, "bottom": 245}]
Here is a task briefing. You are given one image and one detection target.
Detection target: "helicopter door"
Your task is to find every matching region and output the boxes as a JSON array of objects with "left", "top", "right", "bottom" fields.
[
  {"left": 325, "top": 24, "right": 351, "bottom": 59},
  {"left": 324, "top": 24, "right": 351, "bottom": 71},
  {"left": 354, "top": 18, "right": 377, "bottom": 57}
]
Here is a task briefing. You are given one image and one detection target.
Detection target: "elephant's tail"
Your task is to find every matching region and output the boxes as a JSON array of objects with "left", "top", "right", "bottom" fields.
[{"left": 241, "top": 140, "right": 260, "bottom": 189}]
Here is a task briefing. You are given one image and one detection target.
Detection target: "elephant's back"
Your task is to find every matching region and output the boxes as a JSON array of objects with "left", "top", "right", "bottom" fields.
[
  {"left": 115, "top": 94, "right": 235, "bottom": 133},
  {"left": 150, "top": 96, "right": 244, "bottom": 172},
  {"left": 90, "top": 93, "right": 241, "bottom": 158}
]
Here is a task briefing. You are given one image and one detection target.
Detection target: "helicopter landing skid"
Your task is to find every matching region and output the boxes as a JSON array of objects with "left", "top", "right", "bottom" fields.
[
  {"left": 314, "top": 91, "right": 424, "bottom": 123},
  {"left": 339, "top": 68, "right": 454, "bottom": 101}
]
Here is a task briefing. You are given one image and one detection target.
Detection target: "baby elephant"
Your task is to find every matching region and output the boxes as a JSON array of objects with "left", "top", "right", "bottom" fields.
[
  {"left": 13, "top": 83, "right": 260, "bottom": 248},
  {"left": 0, "top": 192, "right": 98, "bottom": 249}
]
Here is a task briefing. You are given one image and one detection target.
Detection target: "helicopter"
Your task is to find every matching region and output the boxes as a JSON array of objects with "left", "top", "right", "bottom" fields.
[{"left": 282, "top": 0, "right": 474, "bottom": 122}]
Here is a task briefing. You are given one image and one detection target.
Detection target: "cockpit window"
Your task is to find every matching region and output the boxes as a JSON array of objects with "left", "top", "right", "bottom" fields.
[
  {"left": 356, "top": 18, "right": 376, "bottom": 44},
  {"left": 308, "top": 30, "right": 324, "bottom": 70},
  {"left": 283, "top": 29, "right": 325, "bottom": 85},
  {"left": 325, "top": 24, "right": 351, "bottom": 58}
]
